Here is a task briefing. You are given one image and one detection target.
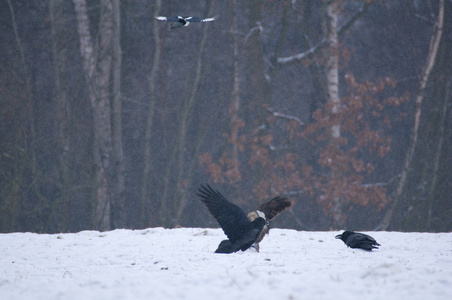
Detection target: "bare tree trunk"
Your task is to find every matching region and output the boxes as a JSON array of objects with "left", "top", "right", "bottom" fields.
[
  {"left": 7, "top": 0, "right": 37, "bottom": 174},
  {"left": 246, "top": 0, "right": 270, "bottom": 121},
  {"left": 5, "top": 0, "right": 37, "bottom": 230},
  {"left": 111, "top": 0, "right": 125, "bottom": 228},
  {"left": 228, "top": 0, "right": 242, "bottom": 182},
  {"left": 325, "top": 1, "right": 344, "bottom": 228},
  {"left": 380, "top": 0, "right": 444, "bottom": 231},
  {"left": 73, "top": 0, "right": 114, "bottom": 231},
  {"left": 50, "top": 0, "right": 71, "bottom": 230},
  {"left": 427, "top": 79, "right": 449, "bottom": 229},
  {"left": 245, "top": 0, "right": 273, "bottom": 197},
  {"left": 141, "top": 0, "right": 162, "bottom": 228},
  {"left": 172, "top": 0, "right": 216, "bottom": 226}
]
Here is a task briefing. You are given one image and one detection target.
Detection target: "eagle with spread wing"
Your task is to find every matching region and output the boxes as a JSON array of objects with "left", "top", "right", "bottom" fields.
[
  {"left": 198, "top": 184, "right": 292, "bottom": 253},
  {"left": 247, "top": 196, "right": 292, "bottom": 252}
]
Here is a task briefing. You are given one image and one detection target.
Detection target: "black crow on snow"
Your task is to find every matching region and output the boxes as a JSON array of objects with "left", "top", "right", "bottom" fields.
[
  {"left": 247, "top": 196, "right": 292, "bottom": 251},
  {"left": 335, "top": 231, "right": 381, "bottom": 251},
  {"left": 197, "top": 184, "right": 269, "bottom": 254},
  {"left": 154, "top": 16, "right": 215, "bottom": 29}
]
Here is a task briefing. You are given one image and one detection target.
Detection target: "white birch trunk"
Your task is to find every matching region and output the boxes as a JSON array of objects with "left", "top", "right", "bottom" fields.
[
  {"left": 326, "top": 1, "right": 340, "bottom": 139},
  {"left": 325, "top": 1, "right": 344, "bottom": 227}
]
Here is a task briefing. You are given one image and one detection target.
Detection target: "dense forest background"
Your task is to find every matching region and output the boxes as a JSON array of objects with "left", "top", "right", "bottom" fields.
[{"left": 0, "top": 0, "right": 451, "bottom": 233}]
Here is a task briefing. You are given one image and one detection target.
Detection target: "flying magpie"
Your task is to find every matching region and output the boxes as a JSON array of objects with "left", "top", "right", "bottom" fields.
[
  {"left": 247, "top": 196, "right": 292, "bottom": 251},
  {"left": 154, "top": 16, "right": 216, "bottom": 29},
  {"left": 335, "top": 231, "right": 381, "bottom": 251},
  {"left": 197, "top": 184, "right": 268, "bottom": 254}
]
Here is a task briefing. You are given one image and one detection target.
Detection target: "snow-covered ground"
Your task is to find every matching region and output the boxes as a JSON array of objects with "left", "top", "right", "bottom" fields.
[{"left": 1, "top": 228, "right": 451, "bottom": 300}]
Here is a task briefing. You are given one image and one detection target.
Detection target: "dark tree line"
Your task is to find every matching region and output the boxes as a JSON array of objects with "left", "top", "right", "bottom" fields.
[{"left": 0, "top": 0, "right": 451, "bottom": 233}]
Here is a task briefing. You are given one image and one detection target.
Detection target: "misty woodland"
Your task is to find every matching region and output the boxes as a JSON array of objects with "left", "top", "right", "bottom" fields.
[{"left": 0, "top": 0, "right": 451, "bottom": 233}]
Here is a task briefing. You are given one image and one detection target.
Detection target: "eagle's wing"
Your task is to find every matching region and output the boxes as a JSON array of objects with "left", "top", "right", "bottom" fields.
[
  {"left": 246, "top": 196, "right": 291, "bottom": 250},
  {"left": 255, "top": 196, "right": 292, "bottom": 221},
  {"left": 197, "top": 184, "right": 249, "bottom": 243}
]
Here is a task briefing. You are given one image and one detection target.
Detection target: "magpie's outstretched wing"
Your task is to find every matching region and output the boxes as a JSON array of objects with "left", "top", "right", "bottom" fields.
[
  {"left": 197, "top": 184, "right": 249, "bottom": 243},
  {"left": 256, "top": 196, "right": 292, "bottom": 221},
  {"left": 154, "top": 16, "right": 180, "bottom": 22},
  {"left": 185, "top": 16, "right": 216, "bottom": 23}
]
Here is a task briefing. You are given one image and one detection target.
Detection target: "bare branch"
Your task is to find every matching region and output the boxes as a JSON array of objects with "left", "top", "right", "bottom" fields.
[
  {"left": 267, "top": 107, "right": 304, "bottom": 126},
  {"left": 361, "top": 182, "right": 388, "bottom": 188},
  {"left": 277, "top": 2, "right": 370, "bottom": 65},
  {"left": 245, "top": 21, "right": 264, "bottom": 42}
]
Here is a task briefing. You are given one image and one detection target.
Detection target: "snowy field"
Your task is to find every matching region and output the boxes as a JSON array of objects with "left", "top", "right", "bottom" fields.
[{"left": 1, "top": 228, "right": 451, "bottom": 300}]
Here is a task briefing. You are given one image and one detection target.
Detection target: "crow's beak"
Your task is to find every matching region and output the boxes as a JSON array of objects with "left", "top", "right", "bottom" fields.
[{"left": 335, "top": 234, "right": 342, "bottom": 239}]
